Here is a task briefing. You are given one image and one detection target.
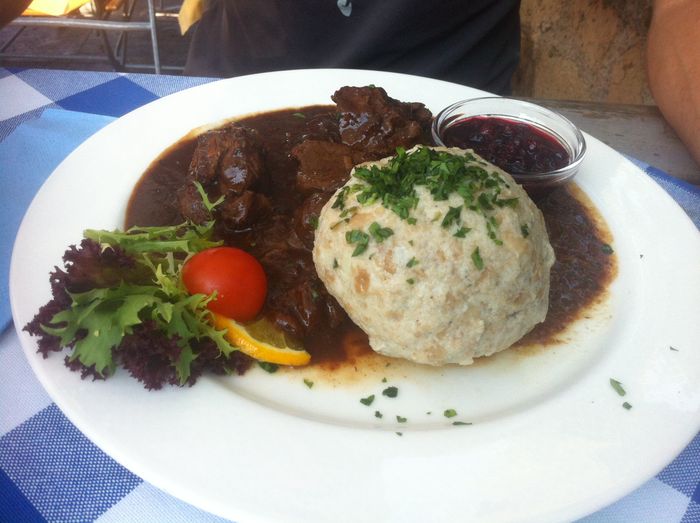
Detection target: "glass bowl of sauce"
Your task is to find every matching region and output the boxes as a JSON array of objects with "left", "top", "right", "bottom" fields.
[{"left": 431, "top": 97, "right": 587, "bottom": 197}]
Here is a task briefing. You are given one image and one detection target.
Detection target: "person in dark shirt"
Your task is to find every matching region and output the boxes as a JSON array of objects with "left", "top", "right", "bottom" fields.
[
  {"left": 0, "top": 0, "right": 31, "bottom": 28},
  {"left": 184, "top": 0, "right": 522, "bottom": 94}
]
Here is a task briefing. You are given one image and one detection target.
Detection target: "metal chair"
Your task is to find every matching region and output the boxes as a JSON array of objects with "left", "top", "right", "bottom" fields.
[{"left": 0, "top": 0, "right": 164, "bottom": 74}]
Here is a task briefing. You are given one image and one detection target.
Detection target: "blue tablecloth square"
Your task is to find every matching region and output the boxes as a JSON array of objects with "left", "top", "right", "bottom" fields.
[
  {"left": 0, "top": 106, "right": 51, "bottom": 142},
  {"left": 0, "top": 467, "right": 45, "bottom": 523},
  {"left": 57, "top": 77, "right": 158, "bottom": 118},
  {"left": 0, "top": 404, "right": 141, "bottom": 522},
  {"left": 658, "top": 434, "right": 700, "bottom": 497},
  {"left": 127, "top": 73, "right": 214, "bottom": 98},
  {"left": 0, "top": 109, "right": 115, "bottom": 331},
  {"left": 16, "top": 68, "right": 121, "bottom": 107},
  {"left": 680, "top": 501, "right": 700, "bottom": 523},
  {"left": 0, "top": 68, "right": 17, "bottom": 80}
]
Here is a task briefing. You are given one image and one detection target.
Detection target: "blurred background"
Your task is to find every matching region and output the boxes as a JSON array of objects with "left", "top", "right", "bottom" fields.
[
  {"left": 515, "top": 0, "right": 652, "bottom": 105},
  {"left": 0, "top": 0, "right": 654, "bottom": 105}
]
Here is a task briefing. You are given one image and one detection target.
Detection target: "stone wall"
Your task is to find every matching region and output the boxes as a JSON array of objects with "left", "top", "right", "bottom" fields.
[{"left": 513, "top": 0, "right": 654, "bottom": 105}]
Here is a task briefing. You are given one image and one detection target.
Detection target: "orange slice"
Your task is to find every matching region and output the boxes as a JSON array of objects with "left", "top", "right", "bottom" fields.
[{"left": 212, "top": 313, "right": 311, "bottom": 366}]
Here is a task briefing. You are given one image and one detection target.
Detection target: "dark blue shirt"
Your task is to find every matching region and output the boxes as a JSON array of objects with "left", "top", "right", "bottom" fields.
[{"left": 185, "top": 0, "right": 521, "bottom": 94}]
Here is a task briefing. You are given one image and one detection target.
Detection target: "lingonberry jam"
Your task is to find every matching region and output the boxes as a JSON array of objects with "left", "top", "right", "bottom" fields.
[{"left": 440, "top": 116, "right": 570, "bottom": 175}]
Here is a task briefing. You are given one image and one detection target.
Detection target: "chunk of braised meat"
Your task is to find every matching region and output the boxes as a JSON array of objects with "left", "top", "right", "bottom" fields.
[
  {"left": 266, "top": 281, "right": 347, "bottom": 340},
  {"left": 266, "top": 311, "right": 305, "bottom": 342},
  {"left": 259, "top": 247, "right": 345, "bottom": 339},
  {"left": 177, "top": 183, "right": 210, "bottom": 224},
  {"left": 187, "top": 128, "right": 230, "bottom": 185},
  {"left": 331, "top": 86, "right": 432, "bottom": 158},
  {"left": 292, "top": 140, "right": 362, "bottom": 193},
  {"left": 218, "top": 127, "right": 265, "bottom": 195},
  {"left": 285, "top": 281, "right": 326, "bottom": 335},
  {"left": 260, "top": 247, "right": 315, "bottom": 338},
  {"left": 294, "top": 191, "right": 331, "bottom": 249},
  {"left": 245, "top": 216, "right": 305, "bottom": 257},
  {"left": 260, "top": 247, "right": 316, "bottom": 291},
  {"left": 218, "top": 190, "right": 272, "bottom": 231},
  {"left": 188, "top": 124, "right": 265, "bottom": 196},
  {"left": 300, "top": 112, "right": 342, "bottom": 143}
]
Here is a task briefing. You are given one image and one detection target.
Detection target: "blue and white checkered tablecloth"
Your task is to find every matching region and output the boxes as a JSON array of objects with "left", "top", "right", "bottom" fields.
[{"left": 1, "top": 67, "right": 699, "bottom": 523}]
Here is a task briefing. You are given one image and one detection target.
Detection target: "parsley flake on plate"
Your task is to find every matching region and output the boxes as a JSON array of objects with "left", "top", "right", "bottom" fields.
[
  {"left": 610, "top": 378, "right": 626, "bottom": 397},
  {"left": 443, "top": 409, "right": 457, "bottom": 418},
  {"left": 382, "top": 386, "right": 398, "bottom": 398},
  {"left": 360, "top": 394, "right": 375, "bottom": 406}
]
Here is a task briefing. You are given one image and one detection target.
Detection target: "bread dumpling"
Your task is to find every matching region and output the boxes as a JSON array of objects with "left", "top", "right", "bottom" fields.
[{"left": 313, "top": 146, "right": 555, "bottom": 365}]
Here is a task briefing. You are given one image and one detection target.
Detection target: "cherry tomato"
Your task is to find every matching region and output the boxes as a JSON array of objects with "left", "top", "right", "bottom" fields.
[{"left": 182, "top": 247, "right": 267, "bottom": 322}]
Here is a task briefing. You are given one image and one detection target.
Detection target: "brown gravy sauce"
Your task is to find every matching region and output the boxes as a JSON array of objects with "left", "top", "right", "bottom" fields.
[{"left": 126, "top": 106, "right": 617, "bottom": 371}]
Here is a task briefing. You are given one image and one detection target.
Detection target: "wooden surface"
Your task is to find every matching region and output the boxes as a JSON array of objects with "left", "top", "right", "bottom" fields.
[{"left": 536, "top": 99, "right": 700, "bottom": 185}]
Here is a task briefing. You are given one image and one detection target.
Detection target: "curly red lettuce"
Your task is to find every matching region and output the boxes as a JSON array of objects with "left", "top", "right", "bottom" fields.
[{"left": 24, "top": 211, "right": 253, "bottom": 390}]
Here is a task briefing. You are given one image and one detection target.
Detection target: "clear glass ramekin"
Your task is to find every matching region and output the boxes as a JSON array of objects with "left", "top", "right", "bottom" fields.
[{"left": 431, "top": 97, "right": 587, "bottom": 196}]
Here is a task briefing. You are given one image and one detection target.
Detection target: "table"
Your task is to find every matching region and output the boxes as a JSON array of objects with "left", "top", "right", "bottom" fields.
[
  {"left": 1, "top": 67, "right": 699, "bottom": 523},
  {"left": 537, "top": 99, "right": 700, "bottom": 186}
]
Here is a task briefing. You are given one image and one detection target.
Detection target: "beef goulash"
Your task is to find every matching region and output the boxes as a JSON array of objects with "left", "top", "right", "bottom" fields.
[
  {"left": 25, "top": 85, "right": 615, "bottom": 390},
  {"left": 127, "top": 85, "right": 614, "bottom": 368}
]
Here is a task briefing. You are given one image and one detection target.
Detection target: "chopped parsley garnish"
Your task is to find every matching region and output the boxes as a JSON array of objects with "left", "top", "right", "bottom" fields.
[
  {"left": 345, "top": 229, "right": 370, "bottom": 257},
  {"left": 396, "top": 432, "right": 403, "bottom": 436},
  {"left": 622, "top": 402, "right": 632, "bottom": 410},
  {"left": 452, "top": 421, "right": 472, "bottom": 426},
  {"left": 381, "top": 377, "right": 388, "bottom": 383},
  {"left": 334, "top": 147, "right": 517, "bottom": 254},
  {"left": 368, "top": 222, "right": 394, "bottom": 242},
  {"left": 382, "top": 386, "right": 398, "bottom": 398},
  {"left": 406, "top": 278, "right": 415, "bottom": 285},
  {"left": 471, "top": 247, "right": 484, "bottom": 270},
  {"left": 339, "top": 205, "right": 358, "bottom": 219},
  {"left": 485, "top": 216, "right": 503, "bottom": 245},
  {"left": 259, "top": 362, "right": 279, "bottom": 373},
  {"left": 375, "top": 410, "right": 383, "bottom": 418},
  {"left": 520, "top": 224, "right": 530, "bottom": 238},
  {"left": 292, "top": 112, "right": 306, "bottom": 119},
  {"left": 443, "top": 409, "right": 457, "bottom": 418},
  {"left": 396, "top": 415, "right": 407, "bottom": 423},
  {"left": 333, "top": 258, "right": 339, "bottom": 269},
  {"left": 495, "top": 197, "right": 519, "bottom": 208},
  {"left": 309, "top": 215, "right": 319, "bottom": 230},
  {"left": 477, "top": 192, "right": 494, "bottom": 211},
  {"left": 454, "top": 226, "right": 471, "bottom": 238},
  {"left": 332, "top": 186, "right": 350, "bottom": 210},
  {"left": 602, "top": 243, "right": 614, "bottom": 255},
  {"left": 610, "top": 378, "right": 626, "bottom": 396},
  {"left": 441, "top": 205, "right": 462, "bottom": 228},
  {"left": 303, "top": 378, "right": 314, "bottom": 388},
  {"left": 670, "top": 346, "right": 679, "bottom": 351},
  {"left": 360, "top": 394, "right": 375, "bottom": 406},
  {"left": 406, "top": 257, "right": 419, "bottom": 268}
]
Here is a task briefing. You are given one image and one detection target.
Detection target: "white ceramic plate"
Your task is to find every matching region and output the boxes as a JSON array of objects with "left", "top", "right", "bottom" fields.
[{"left": 10, "top": 70, "right": 700, "bottom": 523}]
